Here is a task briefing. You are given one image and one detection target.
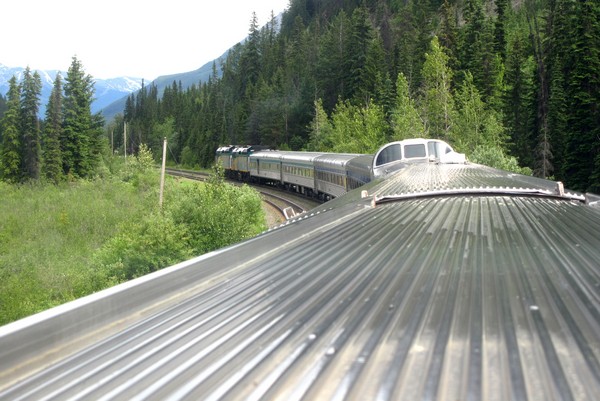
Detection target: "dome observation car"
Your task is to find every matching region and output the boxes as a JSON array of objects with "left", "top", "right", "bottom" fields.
[{"left": 372, "top": 138, "right": 465, "bottom": 178}]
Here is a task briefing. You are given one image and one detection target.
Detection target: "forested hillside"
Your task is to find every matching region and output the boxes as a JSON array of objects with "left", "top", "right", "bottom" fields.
[{"left": 112, "top": 0, "right": 600, "bottom": 192}]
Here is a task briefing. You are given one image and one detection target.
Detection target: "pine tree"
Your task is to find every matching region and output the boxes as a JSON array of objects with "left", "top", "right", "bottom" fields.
[
  {"left": 503, "top": 33, "right": 536, "bottom": 169},
  {"left": 438, "top": 0, "right": 459, "bottom": 73},
  {"left": 240, "top": 12, "right": 261, "bottom": 97},
  {"left": 62, "top": 56, "right": 96, "bottom": 177},
  {"left": 561, "top": 0, "right": 600, "bottom": 191},
  {"left": 318, "top": 10, "right": 351, "bottom": 112},
  {"left": 421, "top": 36, "right": 454, "bottom": 141},
  {"left": 345, "top": 5, "right": 374, "bottom": 103},
  {"left": 43, "top": 74, "right": 64, "bottom": 183},
  {"left": 20, "top": 67, "right": 42, "bottom": 180},
  {"left": 459, "top": 0, "right": 502, "bottom": 105},
  {"left": 494, "top": 0, "right": 509, "bottom": 61},
  {"left": 0, "top": 76, "right": 21, "bottom": 182},
  {"left": 305, "top": 98, "right": 334, "bottom": 151},
  {"left": 525, "top": 0, "right": 552, "bottom": 179},
  {"left": 0, "top": 94, "right": 7, "bottom": 119},
  {"left": 391, "top": 72, "right": 424, "bottom": 140}
]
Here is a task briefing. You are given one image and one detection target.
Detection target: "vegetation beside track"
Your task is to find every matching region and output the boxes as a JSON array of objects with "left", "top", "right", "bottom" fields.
[{"left": 0, "top": 152, "right": 265, "bottom": 326}]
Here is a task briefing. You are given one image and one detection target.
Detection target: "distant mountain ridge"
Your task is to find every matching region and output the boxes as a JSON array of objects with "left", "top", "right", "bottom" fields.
[
  {"left": 1, "top": 13, "right": 280, "bottom": 122},
  {"left": 99, "top": 49, "right": 228, "bottom": 121},
  {"left": 0, "top": 63, "right": 144, "bottom": 116}
]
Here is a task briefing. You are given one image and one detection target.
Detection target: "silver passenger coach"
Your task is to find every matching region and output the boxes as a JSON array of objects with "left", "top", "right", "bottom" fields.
[{"left": 2, "top": 161, "right": 599, "bottom": 400}]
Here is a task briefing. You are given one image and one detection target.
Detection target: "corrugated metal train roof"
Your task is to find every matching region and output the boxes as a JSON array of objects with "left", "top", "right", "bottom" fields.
[{"left": 1, "top": 164, "right": 599, "bottom": 400}]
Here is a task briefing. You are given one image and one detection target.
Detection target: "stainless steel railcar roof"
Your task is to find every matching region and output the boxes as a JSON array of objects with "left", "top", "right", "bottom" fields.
[
  {"left": 280, "top": 151, "right": 326, "bottom": 163},
  {"left": 1, "top": 164, "right": 599, "bottom": 400},
  {"left": 248, "top": 150, "right": 284, "bottom": 161},
  {"left": 314, "top": 153, "right": 363, "bottom": 168}
]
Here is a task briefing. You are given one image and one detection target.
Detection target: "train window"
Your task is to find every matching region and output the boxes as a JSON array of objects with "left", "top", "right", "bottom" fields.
[
  {"left": 404, "top": 144, "right": 426, "bottom": 158},
  {"left": 427, "top": 141, "right": 438, "bottom": 158},
  {"left": 376, "top": 144, "right": 402, "bottom": 166}
]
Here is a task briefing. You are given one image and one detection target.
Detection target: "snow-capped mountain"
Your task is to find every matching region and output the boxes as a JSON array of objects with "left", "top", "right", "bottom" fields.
[{"left": 0, "top": 63, "right": 143, "bottom": 116}]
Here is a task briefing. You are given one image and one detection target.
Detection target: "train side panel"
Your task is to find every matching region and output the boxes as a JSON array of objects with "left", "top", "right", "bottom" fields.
[
  {"left": 314, "top": 154, "right": 360, "bottom": 199},
  {"left": 249, "top": 151, "right": 283, "bottom": 184},
  {"left": 280, "top": 152, "right": 324, "bottom": 195}
]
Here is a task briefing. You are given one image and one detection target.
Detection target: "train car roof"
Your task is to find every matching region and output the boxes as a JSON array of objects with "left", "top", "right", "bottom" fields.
[
  {"left": 346, "top": 153, "right": 374, "bottom": 167},
  {"left": 249, "top": 150, "right": 286, "bottom": 160},
  {"left": 280, "top": 151, "right": 327, "bottom": 162},
  {"left": 314, "top": 152, "right": 364, "bottom": 167},
  {"left": 1, "top": 163, "right": 599, "bottom": 400}
]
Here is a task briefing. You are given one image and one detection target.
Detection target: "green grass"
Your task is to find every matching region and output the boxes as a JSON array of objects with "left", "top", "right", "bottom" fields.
[
  {"left": 0, "top": 179, "right": 156, "bottom": 325},
  {"left": 0, "top": 163, "right": 266, "bottom": 326}
]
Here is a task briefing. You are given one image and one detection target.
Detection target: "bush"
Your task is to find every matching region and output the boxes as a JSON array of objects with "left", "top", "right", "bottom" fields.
[
  {"left": 166, "top": 180, "right": 266, "bottom": 255},
  {"left": 93, "top": 212, "right": 194, "bottom": 281},
  {"left": 469, "top": 145, "right": 532, "bottom": 175},
  {"left": 94, "top": 178, "right": 266, "bottom": 280}
]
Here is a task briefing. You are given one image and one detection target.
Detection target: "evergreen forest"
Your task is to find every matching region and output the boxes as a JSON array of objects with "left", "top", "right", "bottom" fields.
[
  {"left": 111, "top": 0, "right": 600, "bottom": 192},
  {"left": 0, "top": 57, "right": 105, "bottom": 184},
  {"left": 1, "top": 0, "right": 599, "bottom": 192}
]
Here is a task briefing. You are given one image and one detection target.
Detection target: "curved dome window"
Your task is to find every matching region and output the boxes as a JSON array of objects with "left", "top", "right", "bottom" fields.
[{"left": 375, "top": 144, "right": 402, "bottom": 166}]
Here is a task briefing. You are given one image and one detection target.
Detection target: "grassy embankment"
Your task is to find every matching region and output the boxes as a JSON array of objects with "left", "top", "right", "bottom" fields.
[{"left": 0, "top": 158, "right": 266, "bottom": 326}]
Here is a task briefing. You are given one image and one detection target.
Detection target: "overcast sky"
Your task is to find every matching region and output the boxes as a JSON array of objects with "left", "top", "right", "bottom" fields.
[{"left": 2, "top": 0, "right": 289, "bottom": 80}]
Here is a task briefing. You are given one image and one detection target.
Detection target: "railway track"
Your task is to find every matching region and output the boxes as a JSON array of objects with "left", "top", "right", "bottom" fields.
[{"left": 165, "top": 167, "right": 316, "bottom": 224}]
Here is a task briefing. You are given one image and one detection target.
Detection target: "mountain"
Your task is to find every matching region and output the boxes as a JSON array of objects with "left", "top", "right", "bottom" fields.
[
  {"left": 99, "top": 49, "right": 228, "bottom": 122},
  {"left": 0, "top": 63, "right": 144, "bottom": 116}
]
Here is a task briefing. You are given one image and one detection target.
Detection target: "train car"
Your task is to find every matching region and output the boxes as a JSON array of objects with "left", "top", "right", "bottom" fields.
[
  {"left": 314, "top": 153, "right": 362, "bottom": 199},
  {"left": 230, "top": 146, "right": 251, "bottom": 180},
  {"left": 221, "top": 139, "right": 464, "bottom": 200},
  {"left": 249, "top": 150, "right": 284, "bottom": 185},
  {"left": 346, "top": 154, "right": 374, "bottom": 191},
  {"left": 228, "top": 145, "right": 272, "bottom": 180},
  {"left": 215, "top": 145, "right": 235, "bottom": 171},
  {"left": 3, "top": 162, "right": 599, "bottom": 400},
  {"left": 372, "top": 138, "right": 465, "bottom": 178},
  {"left": 280, "top": 152, "right": 324, "bottom": 196}
]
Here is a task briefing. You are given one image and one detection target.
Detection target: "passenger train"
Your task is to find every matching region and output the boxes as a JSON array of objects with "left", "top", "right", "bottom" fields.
[{"left": 216, "top": 138, "right": 466, "bottom": 200}]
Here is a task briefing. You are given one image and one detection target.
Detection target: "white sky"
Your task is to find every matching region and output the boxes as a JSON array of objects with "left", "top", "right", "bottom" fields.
[{"left": 2, "top": 0, "right": 289, "bottom": 80}]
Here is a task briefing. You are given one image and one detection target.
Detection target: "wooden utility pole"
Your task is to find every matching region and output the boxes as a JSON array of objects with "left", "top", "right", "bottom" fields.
[
  {"left": 159, "top": 137, "right": 167, "bottom": 208},
  {"left": 124, "top": 122, "right": 127, "bottom": 159}
]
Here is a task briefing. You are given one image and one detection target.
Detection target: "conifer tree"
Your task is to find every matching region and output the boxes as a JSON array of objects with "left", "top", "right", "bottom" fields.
[
  {"left": 305, "top": 98, "right": 334, "bottom": 151},
  {"left": 345, "top": 5, "right": 374, "bottom": 103},
  {"left": 0, "top": 76, "right": 22, "bottom": 182},
  {"left": 20, "top": 67, "right": 42, "bottom": 180},
  {"left": 43, "top": 74, "right": 64, "bottom": 183},
  {"left": 503, "top": 34, "right": 536, "bottom": 168},
  {"left": 0, "top": 94, "right": 7, "bottom": 119},
  {"left": 318, "top": 10, "right": 351, "bottom": 112},
  {"left": 240, "top": 12, "right": 261, "bottom": 97},
  {"left": 62, "top": 56, "right": 96, "bottom": 177},
  {"left": 525, "top": 0, "right": 552, "bottom": 179},
  {"left": 438, "top": 0, "right": 459, "bottom": 73},
  {"left": 561, "top": 0, "right": 600, "bottom": 191},
  {"left": 494, "top": 0, "right": 509, "bottom": 61},
  {"left": 421, "top": 36, "right": 454, "bottom": 141},
  {"left": 391, "top": 72, "right": 424, "bottom": 140}
]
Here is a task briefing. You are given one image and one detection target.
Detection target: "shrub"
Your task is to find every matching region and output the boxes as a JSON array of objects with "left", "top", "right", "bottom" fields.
[
  {"left": 93, "top": 212, "right": 194, "bottom": 281},
  {"left": 469, "top": 145, "right": 532, "bottom": 175},
  {"left": 94, "top": 178, "right": 266, "bottom": 280}
]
